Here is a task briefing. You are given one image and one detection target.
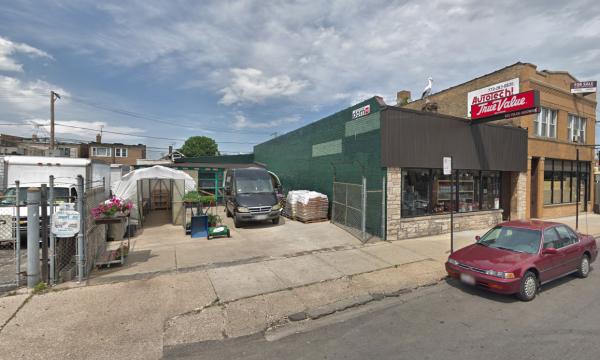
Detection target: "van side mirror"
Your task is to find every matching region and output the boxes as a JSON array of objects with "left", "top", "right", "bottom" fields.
[
  {"left": 542, "top": 248, "right": 558, "bottom": 255},
  {"left": 475, "top": 235, "right": 481, "bottom": 241}
]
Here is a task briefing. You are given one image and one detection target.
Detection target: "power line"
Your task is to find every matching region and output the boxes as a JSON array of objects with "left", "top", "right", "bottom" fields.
[
  {"left": 61, "top": 94, "right": 271, "bottom": 135},
  {"left": 0, "top": 120, "right": 257, "bottom": 145}
]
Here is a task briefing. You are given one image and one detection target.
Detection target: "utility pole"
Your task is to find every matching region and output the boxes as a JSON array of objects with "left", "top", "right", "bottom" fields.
[{"left": 50, "top": 91, "right": 61, "bottom": 151}]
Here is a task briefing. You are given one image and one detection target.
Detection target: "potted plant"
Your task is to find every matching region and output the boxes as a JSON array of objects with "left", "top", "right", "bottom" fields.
[
  {"left": 200, "top": 195, "right": 216, "bottom": 207},
  {"left": 207, "top": 214, "right": 221, "bottom": 227},
  {"left": 183, "top": 191, "right": 202, "bottom": 204},
  {"left": 92, "top": 197, "right": 133, "bottom": 220}
]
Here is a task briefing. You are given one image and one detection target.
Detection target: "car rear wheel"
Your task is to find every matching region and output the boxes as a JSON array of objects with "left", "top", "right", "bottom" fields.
[
  {"left": 517, "top": 271, "right": 538, "bottom": 301},
  {"left": 577, "top": 255, "right": 590, "bottom": 278}
]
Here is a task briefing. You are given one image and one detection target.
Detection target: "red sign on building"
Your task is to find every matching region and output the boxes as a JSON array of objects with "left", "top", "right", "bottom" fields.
[{"left": 470, "top": 90, "right": 540, "bottom": 124}]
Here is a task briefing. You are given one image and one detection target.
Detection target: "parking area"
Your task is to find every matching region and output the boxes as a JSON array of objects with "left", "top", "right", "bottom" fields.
[{"left": 88, "top": 208, "right": 363, "bottom": 285}]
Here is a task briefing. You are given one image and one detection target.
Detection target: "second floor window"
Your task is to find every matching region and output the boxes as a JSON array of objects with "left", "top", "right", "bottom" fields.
[
  {"left": 534, "top": 107, "right": 557, "bottom": 138},
  {"left": 92, "top": 147, "right": 111, "bottom": 157},
  {"left": 115, "top": 148, "right": 128, "bottom": 157},
  {"left": 568, "top": 114, "right": 586, "bottom": 143}
]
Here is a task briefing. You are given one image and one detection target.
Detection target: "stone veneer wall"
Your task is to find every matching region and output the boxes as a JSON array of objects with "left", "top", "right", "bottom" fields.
[
  {"left": 386, "top": 167, "right": 504, "bottom": 240},
  {"left": 395, "top": 210, "right": 503, "bottom": 240},
  {"left": 512, "top": 171, "right": 527, "bottom": 220},
  {"left": 386, "top": 167, "right": 402, "bottom": 240}
]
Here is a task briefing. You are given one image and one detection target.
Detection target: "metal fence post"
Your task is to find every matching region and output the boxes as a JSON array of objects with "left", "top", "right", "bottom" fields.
[
  {"left": 15, "top": 180, "right": 21, "bottom": 286},
  {"left": 27, "top": 187, "right": 41, "bottom": 288},
  {"left": 49, "top": 176, "right": 56, "bottom": 285},
  {"left": 41, "top": 184, "right": 49, "bottom": 283},
  {"left": 331, "top": 182, "right": 336, "bottom": 224},
  {"left": 77, "top": 175, "right": 85, "bottom": 283},
  {"left": 361, "top": 176, "right": 367, "bottom": 241}
]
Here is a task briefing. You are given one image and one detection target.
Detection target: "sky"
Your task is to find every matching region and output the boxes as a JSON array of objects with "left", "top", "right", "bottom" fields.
[{"left": 0, "top": 0, "right": 599, "bottom": 158}]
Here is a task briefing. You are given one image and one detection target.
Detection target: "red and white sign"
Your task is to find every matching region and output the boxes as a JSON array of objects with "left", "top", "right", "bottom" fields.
[
  {"left": 352, "top": 104, "right": 371, "bottom": 119},
  {"left": 470, "top": 90, "right": 539, "bottom": 123},
  {"left": 467, "top": 78, "right": 519, "bottom": 118}
]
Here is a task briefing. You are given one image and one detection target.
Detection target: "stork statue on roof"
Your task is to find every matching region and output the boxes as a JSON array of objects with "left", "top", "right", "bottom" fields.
[{"left": 421, "top": 77, "right": 433, "bottom": 99}]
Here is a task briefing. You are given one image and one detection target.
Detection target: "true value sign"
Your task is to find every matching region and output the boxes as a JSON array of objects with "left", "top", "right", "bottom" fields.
[{"left": 470, "top": 90, "right": 540, "bottom": 124}]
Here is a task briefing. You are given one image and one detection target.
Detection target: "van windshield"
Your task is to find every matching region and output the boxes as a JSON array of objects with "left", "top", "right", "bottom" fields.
[
  {"left": 236, "top": 173, "right": 274, "bottom": 194},
  {"left": 0, "top": 187, "right": 71, "bottom": 206}
]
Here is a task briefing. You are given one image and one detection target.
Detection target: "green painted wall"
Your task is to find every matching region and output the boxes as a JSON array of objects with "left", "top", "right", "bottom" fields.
[{"left": 254, "top": 97, "right": 386, "bottom": 237}]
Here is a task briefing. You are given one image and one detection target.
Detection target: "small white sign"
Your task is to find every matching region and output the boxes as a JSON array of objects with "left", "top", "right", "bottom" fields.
[
  {"left": 351, "top": 104, "right": 371, "bottom": 119},
  {"left": 443, "top": 157, "right": 452, "bottom": 175},
  {"left": 51, "top": 204, "right": 80, "bottom": 238}
]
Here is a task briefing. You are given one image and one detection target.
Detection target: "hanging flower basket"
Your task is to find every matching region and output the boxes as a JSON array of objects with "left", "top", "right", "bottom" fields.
[{"left": 93, "top": 197, "right": 133, "bottom": 224}]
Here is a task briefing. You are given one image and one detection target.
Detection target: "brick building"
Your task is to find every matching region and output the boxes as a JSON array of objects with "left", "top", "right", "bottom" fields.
[
  {"left": 402, "top": 62, "right": 597, "bottom": 219},
  {"left": 88, "top": 135, "right": 146, "bottom": 166},
  {"left": 0, "top": 134, "right": 89, "bottom": 158}
]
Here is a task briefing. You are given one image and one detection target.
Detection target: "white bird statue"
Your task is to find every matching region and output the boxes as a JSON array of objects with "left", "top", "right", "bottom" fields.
[{"left": 421, "top": 77, "right": 433, "bottom": 99}]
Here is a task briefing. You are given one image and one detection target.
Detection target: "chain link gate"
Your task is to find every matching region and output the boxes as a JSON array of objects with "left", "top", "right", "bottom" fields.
[
  {"left": 0, "top": 195, "right": 25, "bottom": 293},
  {"left": 332, "top": 181, "right": 367, "bottom": 242}
]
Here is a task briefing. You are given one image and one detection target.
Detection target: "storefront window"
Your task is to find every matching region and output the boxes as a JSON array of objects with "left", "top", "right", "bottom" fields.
[
  {"left": 431, "top": 169, "right": 454, "bottom": 214},
  {"left": 543, "top": 159, "right": 589, "bottom": 205},
  {"left": 543, "top": 159, "right": 553, "bottom": 205},
  {"left": 553, "top": 160, "right": 562, "bottom": 203},
  {"left": 563, "top": 161, "right": 572, "bottom": 203},
  {"left": 402, "top": 169, "right": 431, "bottom": 217},
  {"left": 401, "top": 169, "right": 500, "bottom": 217},
  {"left": 458, "top": 170, "right": 479, "bottom": 212},
  {"left": 481, "top": 171, "right": 501, "bottom": 210}
]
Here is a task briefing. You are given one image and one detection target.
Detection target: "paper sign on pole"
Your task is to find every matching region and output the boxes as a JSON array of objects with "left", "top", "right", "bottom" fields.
[{"left": 443, "top": 157, "right": 452, "bottom": 175}]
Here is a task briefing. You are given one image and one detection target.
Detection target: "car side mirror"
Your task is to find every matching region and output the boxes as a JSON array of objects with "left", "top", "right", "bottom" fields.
[
  {"left": 475, "top": 235, "right": 481, "bottom": 241},
  {"left": 543, "top": 248, "right": 558, "bottom": 255}
]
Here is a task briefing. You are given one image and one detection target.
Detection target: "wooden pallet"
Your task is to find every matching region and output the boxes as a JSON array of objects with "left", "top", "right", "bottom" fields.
[{"left": 284, "top": 215, "right": 328, "bottom": 224}]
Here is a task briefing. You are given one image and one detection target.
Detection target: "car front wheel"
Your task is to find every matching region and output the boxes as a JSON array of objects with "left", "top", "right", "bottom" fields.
[
  {"left": 577, "top": 255, "right": 590, "bottom": 278},
  {"left": 517, "top": 271, "right": 538, "bottom": 301},
  {"left": 233, "top": 214, "right": 243, "bottom": 228}
]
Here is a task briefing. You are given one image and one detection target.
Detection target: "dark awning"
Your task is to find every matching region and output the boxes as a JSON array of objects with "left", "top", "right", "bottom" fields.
[{"left": 380, "top": 107, "right": 528, "bottom": 172}]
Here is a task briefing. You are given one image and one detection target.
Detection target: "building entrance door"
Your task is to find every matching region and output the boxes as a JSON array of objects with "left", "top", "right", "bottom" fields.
[{"left": 530, "top": 158, "right": 540, "bottom": 218}]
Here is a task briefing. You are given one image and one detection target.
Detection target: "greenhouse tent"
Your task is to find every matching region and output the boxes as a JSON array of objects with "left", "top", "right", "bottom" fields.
[{"left": 112, "top": 165, "right": 196, "bottom": 225}]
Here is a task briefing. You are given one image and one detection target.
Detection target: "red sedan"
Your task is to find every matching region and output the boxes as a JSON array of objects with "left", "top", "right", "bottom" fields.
[{"left": 446, "top": 220, "right": 598, "bottom": 301}]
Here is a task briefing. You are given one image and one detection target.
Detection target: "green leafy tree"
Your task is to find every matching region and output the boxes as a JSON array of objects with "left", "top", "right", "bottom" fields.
[{"left": 179, "top": 136, "right": 219, "bottom": 157}]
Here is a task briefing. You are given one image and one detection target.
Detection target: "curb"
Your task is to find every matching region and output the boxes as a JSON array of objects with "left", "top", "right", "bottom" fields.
[{"left": 287, "top": 288, "right": 415, "bottom": 322}]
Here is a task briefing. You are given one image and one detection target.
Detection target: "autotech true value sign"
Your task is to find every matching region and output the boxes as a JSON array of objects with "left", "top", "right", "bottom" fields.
[
  {"left": 467, "top": 78, "right": 519, "bottom": 118},
  {"left": 470, "top": 90, "right": 540, "bottom": 124}
]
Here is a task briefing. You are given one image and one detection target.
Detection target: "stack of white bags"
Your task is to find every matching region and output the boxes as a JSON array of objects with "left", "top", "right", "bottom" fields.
[{"left": 284, "top": 190, "right": 329, "bottom": 222}]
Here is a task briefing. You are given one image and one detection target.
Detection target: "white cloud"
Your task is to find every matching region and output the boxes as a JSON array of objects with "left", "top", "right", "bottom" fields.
[
  {"left": 232, "top": 113, "right": 300, "bottom": 129},
  {"left": 219, "top": 68, "right": 308, "bottom": 105},
  {"left": 0, "top": 36, "right": 52, "bottom": 72},
  {"left": 0, "top": 75, "right": 68, "bottom": 112}
]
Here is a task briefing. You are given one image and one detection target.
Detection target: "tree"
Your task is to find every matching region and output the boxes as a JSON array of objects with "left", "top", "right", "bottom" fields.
[{"left": 179, "top": 136, "right": 219, "bottom": 157}]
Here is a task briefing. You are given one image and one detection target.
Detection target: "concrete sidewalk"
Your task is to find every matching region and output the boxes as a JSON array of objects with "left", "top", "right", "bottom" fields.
[{"left": 2, "top": 213, "right": 600, "bottom": 359}]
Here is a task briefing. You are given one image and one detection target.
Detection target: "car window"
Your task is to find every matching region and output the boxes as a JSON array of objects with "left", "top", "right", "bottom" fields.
[
  {"left": 555, "top": 226, "right": 577, "bottom": 248},
  {"left": 478, "top": 226, "right": 541, "bottom": 254},
  {"left": 543, "top": 228, "right": 560, "bottom": 249}
]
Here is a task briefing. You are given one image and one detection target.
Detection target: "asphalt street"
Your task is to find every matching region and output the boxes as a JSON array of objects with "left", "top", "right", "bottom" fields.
[{"left": 165, "top": 265, "right": 600, "bottom": 360}]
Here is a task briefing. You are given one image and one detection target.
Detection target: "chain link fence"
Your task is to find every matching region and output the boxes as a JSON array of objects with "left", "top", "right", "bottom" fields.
[
  {"left": 0, "top": 196, "right": 25, "bottom": 292},
  {"left": 332, "top": 178, "right": 385, "bottom": 243}
]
